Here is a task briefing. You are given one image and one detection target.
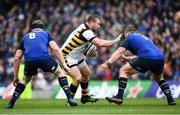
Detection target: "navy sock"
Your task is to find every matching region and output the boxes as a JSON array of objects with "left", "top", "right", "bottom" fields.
[
  {"left": 70, "top": 83, "right": 78, "bottom": 98},
  {"left": 116, "top": 77, "right": 128, "bottom": 99},
  {"left": 58, "top": 76, "right": 71, "bottom": 99},
  {"left": 80, "top": 82, "right": 88, "bottom": 97},
  {"left": 158, "top": 80, "right": 173, "bottom": 100},
  {"left": 11, "top": 83, "right": 25, "bottom": 102}
]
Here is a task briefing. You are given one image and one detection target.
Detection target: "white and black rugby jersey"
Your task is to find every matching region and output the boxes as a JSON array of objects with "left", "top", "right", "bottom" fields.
[{"left": 61, "top": 24, "right": 96, "bottom": 55}]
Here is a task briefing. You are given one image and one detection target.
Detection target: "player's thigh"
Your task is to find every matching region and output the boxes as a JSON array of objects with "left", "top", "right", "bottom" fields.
[
  {"left": 79, "top": 61, "right": 91, "bottom": 81},
  {"left": 24, "top": 61, "right": 38, "bottom": 77},
  {"left": 66, "top": 54, "right": 83, "bottom": 68},
  {"left": 128, "top": 56, "right": 151, "bottom": 74},
  {"left": 150, "top": 59, "right": 164, "bottom": 75},
  {"left": 120, "top": 63, "right": 139, "bottom": 77},
  {"left": 38, "top": 58, "right": 66, "bottom": 77},
  {"left": 69, "top": 66, "right": 82, "bottom": 82}
]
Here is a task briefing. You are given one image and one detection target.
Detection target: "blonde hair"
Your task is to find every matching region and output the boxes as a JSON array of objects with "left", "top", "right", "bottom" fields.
[{"left": 31, "top": 20, "right": 45, "bottom": 29}]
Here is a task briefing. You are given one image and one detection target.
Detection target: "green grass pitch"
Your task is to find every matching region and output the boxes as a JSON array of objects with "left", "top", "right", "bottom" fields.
[{"left": 0, "top": 98, "right": 179, "bottom": 114}]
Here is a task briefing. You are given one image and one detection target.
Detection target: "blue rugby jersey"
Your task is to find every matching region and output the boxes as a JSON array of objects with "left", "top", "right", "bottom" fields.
[
  {"left": 120, "top": 32, "right": 164, "bottom": 59},
  {"left": 18, "top": 30, "right": 53, "bottom": 62}
]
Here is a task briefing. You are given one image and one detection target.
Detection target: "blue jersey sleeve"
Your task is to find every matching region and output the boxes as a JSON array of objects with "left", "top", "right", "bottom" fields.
[
  {"left": 47, "top": 33, "right": 54, "bottom": 42},
  {"left": 18, "top": 38, "right": 25, "bottom": 51},
  {"left": 119, "top": 37, "right": 130, "bottom": 49}
]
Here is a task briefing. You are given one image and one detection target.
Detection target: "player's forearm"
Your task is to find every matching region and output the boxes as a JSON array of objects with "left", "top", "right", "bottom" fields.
[
  {"left": 92, "top": 37, "right": 119, "bottom": 47},
  {"left": 53, "top": 49, "right": 66, "bottom": 66},
  {"left": 99, "top": 39, "right": 117, "bottom": 47},
  {"left": 97, "top": 34, "right": 122, "bottom": 47},
  {"left": 13, "top": 58, "right": 20, "bottom": 78},
  {"left": 106, "top": 47, "right": 125, "bottom": 66}
]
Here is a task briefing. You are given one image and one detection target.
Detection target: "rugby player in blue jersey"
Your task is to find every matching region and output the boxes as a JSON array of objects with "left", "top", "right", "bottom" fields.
[
  {"left": 6, "top": 20, "right": 77, "bottom": 108},
  {"left": 98, "top": 25, "right": 176, "bottom": 105}
]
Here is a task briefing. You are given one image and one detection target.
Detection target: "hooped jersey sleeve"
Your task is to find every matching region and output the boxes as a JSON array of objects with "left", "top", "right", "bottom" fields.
[{"left": 82, "top": 30, "right": 96, "bottom": 42}]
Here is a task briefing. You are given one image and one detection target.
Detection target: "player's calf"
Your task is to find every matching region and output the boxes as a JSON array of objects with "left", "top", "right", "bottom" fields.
[{"left": 6, "top": 83, "right": 26, "bottom": 109}]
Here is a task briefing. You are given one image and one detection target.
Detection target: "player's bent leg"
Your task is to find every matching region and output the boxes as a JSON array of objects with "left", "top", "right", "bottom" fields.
[
  {"left": 69, "top": 66, "right": 82, "bottom": 83},
  {"left": 55, "top": 66, "right": 77, "bottom": 106},
  {"left": 106, "top": 63, "right": 139, "bottom": 105},
  {"left": 154, "top": 74, "right": 176, "bottom": 105},
  {"left": 119, "top": 63, "right": 139, "bottom": 77},
  {"left": 79, "top": 62, "right": 99, "bottom": 104},
  {"left": 7, "top": 76, "right": 31, "bottom": 109},
  {"left": 68, "top": 66, "right": 82, "bottom": 98}
]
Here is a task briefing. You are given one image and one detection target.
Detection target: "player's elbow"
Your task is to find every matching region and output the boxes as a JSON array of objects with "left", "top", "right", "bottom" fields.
[
  {"left": 97, "top": 42, "right": 104, "bottom": 47},
  {"left": 117, "top": 47, "right": 126, "bottom": 55}
]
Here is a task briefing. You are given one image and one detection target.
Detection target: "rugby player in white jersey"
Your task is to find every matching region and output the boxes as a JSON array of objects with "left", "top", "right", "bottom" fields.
[{"left": 61, "top": 14, "right": 122, "bottom": 105}]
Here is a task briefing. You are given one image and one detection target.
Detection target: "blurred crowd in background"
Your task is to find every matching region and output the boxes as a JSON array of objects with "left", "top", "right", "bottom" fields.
[{"left": 0, "top": 0, "right": 179, "bottom": 85}]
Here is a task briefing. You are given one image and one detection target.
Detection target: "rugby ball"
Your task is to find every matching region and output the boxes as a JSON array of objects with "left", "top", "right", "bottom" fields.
[{"left": 84, "top": 43, "right": 97, "bottom": 56}]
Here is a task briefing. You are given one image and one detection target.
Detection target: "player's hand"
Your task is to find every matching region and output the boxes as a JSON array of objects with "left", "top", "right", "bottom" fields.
[
  {"left": 13, "top": 77, "right": 19, "bottom": 86},
  {"left": 119, "top": 55, "right": 128, "bottom": 65},
  {"left": 119, "top": 55, "right": 127, "bottom": 62},
  {"left": 88, "top": 49, "right": 97, "bottom": 57},
  {"left": 114, "top": 33, "right": 123, "bottom": 43},
  {"left": 97, "top": 63, "right": 108, "bottom": 72}
]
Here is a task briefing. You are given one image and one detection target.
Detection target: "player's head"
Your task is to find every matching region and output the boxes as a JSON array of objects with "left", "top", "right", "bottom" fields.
[
  {"left": 31, "top": 20, "right": 45, "bottom": 30},
  {"left": 123, "top": 25, "right": 137, "bottom": 38},
  {"left": 86, "top": 14, "right": 102, "bottom": 32}
]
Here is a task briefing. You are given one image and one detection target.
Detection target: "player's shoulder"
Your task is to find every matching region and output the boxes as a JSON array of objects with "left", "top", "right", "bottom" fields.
[
  {"left": 78, "top": 23, "right": 92, "bottom": 31},
  {"left": 37, "top": 31, "right": 51, "bottom": 38},
  {"left": 23, "top": 32, "right": 31, "bottom": 39},
  {"left": 76, "top": 24, "right": 85, "bottom": 30},
  {"left": 129, "top": 32, "right": 138, "bottom": 37},
  {"left": 128, "top": 32, "right": 141, "bottom": 40}
]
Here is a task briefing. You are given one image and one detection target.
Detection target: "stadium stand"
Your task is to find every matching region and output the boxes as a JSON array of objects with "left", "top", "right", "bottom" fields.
[{"left": 0, "top": 0, "right": 179, "bottom": 84}]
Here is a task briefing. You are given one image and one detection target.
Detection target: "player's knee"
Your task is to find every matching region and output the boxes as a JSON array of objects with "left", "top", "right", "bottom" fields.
[
  {"left": 73, "top": 76, "right": 82, "bottom": 83},
  {"left": 81, "top": 72, "right": 90, "bottom": 81},
  {"left": 81, "top": 76, "right": 89, "bottom": 82},
  {"left": 54, "top": 67, "right": 64, "bottom": 76},
  {"left": 119, "top": 68, "right": 128, "bottom": 76},
  {"left": 153, "top": 73, "right": 163, "bottom": 82},
  {"left": 119, "top": 68, "right": 125, "bottom": 74}
]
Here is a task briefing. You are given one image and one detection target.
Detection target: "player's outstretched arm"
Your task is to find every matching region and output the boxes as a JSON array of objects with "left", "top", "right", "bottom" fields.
[
  {"left": 91, "top": 33, "right": 123, "bottom": 47},
  {"left": 13, "top": 50, "right": 23, "bottom": 86},
  {"left": 98, "top": 47, "right": 126, "bottom": 71}
]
